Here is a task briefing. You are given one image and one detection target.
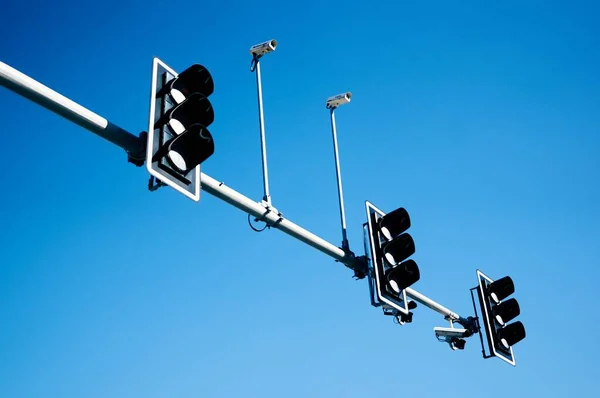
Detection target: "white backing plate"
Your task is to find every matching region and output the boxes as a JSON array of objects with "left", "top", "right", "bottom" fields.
[{"left": 146, "top": 57, "right": 201, "bottom": 202}]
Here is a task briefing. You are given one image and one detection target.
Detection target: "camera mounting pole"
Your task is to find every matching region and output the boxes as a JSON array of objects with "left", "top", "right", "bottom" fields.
[
  {"left": 326, "top": 92, "right": 353, "bottom": 252},
  {"left": 249, "top": 39, "right": 278, "bottom": 209},
  {"left": 253, "top": 58, "right": 271, "bottom": 206},
  {"left": 329, "top": 106, "right": 349, "bottom": 251}
]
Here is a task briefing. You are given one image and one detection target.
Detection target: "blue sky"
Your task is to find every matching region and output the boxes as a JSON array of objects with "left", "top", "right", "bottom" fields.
[{"left": 1, "top": 0, "right": 598, "bottom": 397}]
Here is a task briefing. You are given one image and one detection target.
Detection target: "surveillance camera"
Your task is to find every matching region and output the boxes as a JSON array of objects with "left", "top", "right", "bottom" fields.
[
  {"left": 326, "top": 92, "right": 352, "bottom": 109},
  {"left": 250, "top": 39, "right": 278, "bottom": 57}
]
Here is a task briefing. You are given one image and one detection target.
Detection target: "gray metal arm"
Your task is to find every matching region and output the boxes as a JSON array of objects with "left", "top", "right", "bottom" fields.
[{"left": 0, "top": 61, "right": 146, "bottom": 164}]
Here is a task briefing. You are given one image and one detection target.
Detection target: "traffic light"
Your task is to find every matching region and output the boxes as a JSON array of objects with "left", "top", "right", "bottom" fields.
[
  {"left": 146, "top": 57, "right": 215, "bottom": 201},
  {"left": 365, "top": 201, "right": 421, "bottom": 316},
  {"left": 476, "top": 270, "right": 526, "bottom": 366}
]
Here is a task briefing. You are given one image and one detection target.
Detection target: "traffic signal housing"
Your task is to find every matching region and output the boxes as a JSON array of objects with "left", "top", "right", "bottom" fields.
[
  {"left": 365, "top": 201, "right": 421, "bottom": 316},
  {"left": 476, "top": 270, "right": 526, "bottom": 366},
  {"left": 146, "top": 58, "right": 215, "bottom": 201}
]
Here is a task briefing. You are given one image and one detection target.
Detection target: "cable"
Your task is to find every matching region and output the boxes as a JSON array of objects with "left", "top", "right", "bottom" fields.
[
  {"left": 247, "top": 210, "right": 285, "bottom": 232},
  {"left": 248, "top": 213, "right": 268, "bottom": 232}
]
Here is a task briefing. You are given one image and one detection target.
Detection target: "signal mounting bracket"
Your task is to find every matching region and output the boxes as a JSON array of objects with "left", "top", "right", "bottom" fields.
[
  {"left": 126, "top": 131, "right": 147, "bottom": 167},
  {"left": 470, "top": 286, "right": 494, "bottom": 360},
  {"left": 349, "top": 255, "right": 368, "bottom": 280},
  {"left": 148, "top": 175, "right": 167, "bottom": 192}
]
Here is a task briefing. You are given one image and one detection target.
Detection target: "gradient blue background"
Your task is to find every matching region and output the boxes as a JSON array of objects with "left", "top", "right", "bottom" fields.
[{"left": 1, "top": 1, "right": 598, "bottom": 397}]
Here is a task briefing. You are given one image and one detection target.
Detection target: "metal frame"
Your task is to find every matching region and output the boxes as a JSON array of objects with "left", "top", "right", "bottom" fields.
[
  {"left": 476, "top": 269, "right": 516, "bottom": 366},
  {"left": 469, "top": 286, "right": 489, "bottom": 359},
  {"left": 0, "top": 56, "right": 539, "bottom": 369},
  {"left": 362, "top": 222, "right": 377, "bottom": 306}
]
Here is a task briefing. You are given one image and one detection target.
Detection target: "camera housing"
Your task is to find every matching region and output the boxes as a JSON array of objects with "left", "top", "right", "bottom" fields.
[
  {"left": 434, "top": 327, "right": 468, "bottom": 339},
  {"left": 250, "top": 39, "right": 278, "bottom": 57},
  {"left": 326, "top": 92, "right": 352, "bottom": 109}
]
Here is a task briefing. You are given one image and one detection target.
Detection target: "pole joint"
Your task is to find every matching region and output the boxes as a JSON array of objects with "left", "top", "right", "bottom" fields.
[
  {"left": 456, "top": 316, "right": 479, "bottom": 338},
  {"left": 127, "top": 131, "right": 148, "bottom": 167},
  {"left": 342, "top": 252, "right": 368, "bottom": 280}
]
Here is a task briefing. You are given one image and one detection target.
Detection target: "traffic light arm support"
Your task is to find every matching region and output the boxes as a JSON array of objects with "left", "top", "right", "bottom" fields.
[
  {"left": 470, "top": 286, "right": 491, "bottom": 359},
  {"left": 0, "top": 59, "right": 361, "bottom": 272},
  {"left": 0, "top": 60, "right": 463, "bottom": 323},
  {"left": 0, "top": 61, "right": 146, "bottom": 165}
]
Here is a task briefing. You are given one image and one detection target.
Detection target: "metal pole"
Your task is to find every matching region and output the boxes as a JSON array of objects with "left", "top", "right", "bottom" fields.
[
  {"left": 329, "top": 108, "right": 349, "bottom": 251},
  {"left": 0, "top": 61, "right": 145, "bottom": 163},
  {"left": 406, "top": 287, "right": 459, "bottom": 320},
  {"left": 254, "top": 59, "right": 272, "bottom": 206},
  {"left": 0, "top": 60, "right": 461, "bottom": 322}
]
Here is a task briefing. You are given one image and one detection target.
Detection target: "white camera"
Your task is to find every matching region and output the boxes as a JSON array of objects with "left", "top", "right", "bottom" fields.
[
  {"left": 249, "top": 39, "right": 278, "bottom": 57},
  {"left": 326, "top": 92, "right": 352, "bottom": 109}
]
